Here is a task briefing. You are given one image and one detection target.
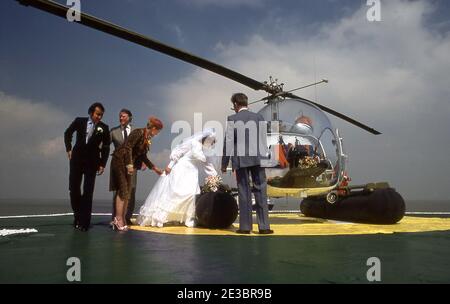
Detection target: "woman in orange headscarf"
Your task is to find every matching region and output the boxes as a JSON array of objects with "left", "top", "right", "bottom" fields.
[{"left": 110, "top": 116, "right": 164, "bottom": 231}]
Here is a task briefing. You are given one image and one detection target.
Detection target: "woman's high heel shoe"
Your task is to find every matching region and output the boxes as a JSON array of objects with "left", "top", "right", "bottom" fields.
[{"left": 112, "top": 217, "right": 128, "bottom": 231}]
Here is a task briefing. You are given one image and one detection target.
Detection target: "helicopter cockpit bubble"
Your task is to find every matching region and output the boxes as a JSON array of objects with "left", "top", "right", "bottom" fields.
[
  {"left": 291, "top": 122, "right": 314, "bottom": 135},
  {"left": 291, "top": 114, "right": 314, "bottom": 135},
  {"left": 258, "top": 98, "right": 341, "bottom": 188}
]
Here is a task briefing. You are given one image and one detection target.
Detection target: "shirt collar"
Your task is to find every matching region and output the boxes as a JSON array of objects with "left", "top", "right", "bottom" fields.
[{"left": 238, "top": 107, "right": 249, "bottom": 112}]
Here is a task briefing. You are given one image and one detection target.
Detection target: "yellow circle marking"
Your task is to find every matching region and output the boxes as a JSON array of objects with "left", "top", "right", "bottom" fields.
[{"left": 130, "top": 214, "right": 450, "bottom": 236}]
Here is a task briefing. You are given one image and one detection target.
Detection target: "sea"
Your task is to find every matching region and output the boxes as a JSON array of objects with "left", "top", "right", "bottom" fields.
[{"left": 1, "top": 198, "right": 449, "bottom": 217}]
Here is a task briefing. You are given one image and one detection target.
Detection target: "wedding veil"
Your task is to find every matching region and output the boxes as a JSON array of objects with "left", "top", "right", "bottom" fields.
[
  {"left": 170, "top": 128, "right": 217, "bottom": 161},
  {"left": 180, "top": 128, "right": 216, "bottom": 145}
]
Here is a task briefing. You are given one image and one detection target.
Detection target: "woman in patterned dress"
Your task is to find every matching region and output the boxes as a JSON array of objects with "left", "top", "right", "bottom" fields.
[{"left": 110, "top": 116, "right": 164, "bottom": 231}]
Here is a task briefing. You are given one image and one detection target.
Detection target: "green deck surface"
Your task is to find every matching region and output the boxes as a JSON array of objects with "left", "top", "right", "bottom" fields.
[{"left": 1, "top": 215, "right": 450, "bottom": 283}]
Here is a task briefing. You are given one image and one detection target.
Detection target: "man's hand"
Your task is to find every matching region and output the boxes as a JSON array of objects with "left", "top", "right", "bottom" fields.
[
  {"left": 127, "top": 165, "right": 134, "bottom": 175},
  {"left": 67, "top": 151, "right": 72, "bottom": 160},
  {"left": 164, "top": 167, "right": 172, "bottom": 175},
  {"left": 97, "top": 166, "right": 105, "bottom": 176},
  {"left": 153, "top": 167, "right": 163, "bottom": 176},
  {"left": 221, "top": 168, "right": 228, "bottom": 174}
]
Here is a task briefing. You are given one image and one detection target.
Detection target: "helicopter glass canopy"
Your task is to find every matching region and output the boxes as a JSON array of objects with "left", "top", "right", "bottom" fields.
[{"left": 258, "top": 98, "right": 341, "bottom": 189}]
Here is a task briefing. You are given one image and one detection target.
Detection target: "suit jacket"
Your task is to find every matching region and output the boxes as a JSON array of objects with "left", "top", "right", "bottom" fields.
[
  {"left": 110, "top": 124, "right": 137, "bottom": 187},
  {"left": 221, "top": 109, "right": 269, "bottom": 171},
  {"left": 112, "top": 128, "right": 154, "bottom": 170},
  {"left": 64, "top": 117, "right": 111, "bottom": 169},
  {"left": 110, "top": 124, "right": 134, "bottom": 150}
]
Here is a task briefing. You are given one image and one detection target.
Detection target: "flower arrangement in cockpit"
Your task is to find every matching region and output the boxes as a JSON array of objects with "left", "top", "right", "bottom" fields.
[{"left": 299, "top": 156, "right": 318, "bottom": 169}]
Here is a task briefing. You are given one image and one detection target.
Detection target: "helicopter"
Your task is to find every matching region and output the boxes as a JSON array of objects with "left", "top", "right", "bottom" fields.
[{"left": 16, "top": 0, "right": 391, "bottom": 205}]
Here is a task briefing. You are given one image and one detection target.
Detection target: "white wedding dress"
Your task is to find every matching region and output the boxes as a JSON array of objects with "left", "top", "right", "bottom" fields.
[{"left": 137, "top": 135, "right": 217, "bottom": 228}]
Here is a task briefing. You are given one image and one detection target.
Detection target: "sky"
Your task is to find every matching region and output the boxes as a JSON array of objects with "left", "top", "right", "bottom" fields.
[{"left": 0, "top": 0, "right": 450, "bottom": 201}]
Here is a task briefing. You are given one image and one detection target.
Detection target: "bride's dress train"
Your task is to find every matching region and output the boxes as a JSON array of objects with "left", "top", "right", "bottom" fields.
[{"left": 137, "top": 133, "right": 216, "bottom": 227}]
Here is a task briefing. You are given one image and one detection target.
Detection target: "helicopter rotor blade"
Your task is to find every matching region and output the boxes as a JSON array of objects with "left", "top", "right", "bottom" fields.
[
  {"left": 16, "top": 0, "right": 382, "bottom": 135},
  {"left": 249, "top": 96, "right": 270, "bottom": 105},
  {"left": 16, "top": 0, "right": 266, "bottom": 91},
  {"left": 285, "top": 93, "right": 382, "bottom": 135}
]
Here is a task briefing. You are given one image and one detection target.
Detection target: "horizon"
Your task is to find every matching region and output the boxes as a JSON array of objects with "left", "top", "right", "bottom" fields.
[{"left": 1, "top": 0, "right": 450, "bottom": 201}]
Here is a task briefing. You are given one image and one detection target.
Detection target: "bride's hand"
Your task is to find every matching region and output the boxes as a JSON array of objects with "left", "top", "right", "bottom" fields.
[{"left": 164, "top": 167, "right": 172, "bottom": 175}]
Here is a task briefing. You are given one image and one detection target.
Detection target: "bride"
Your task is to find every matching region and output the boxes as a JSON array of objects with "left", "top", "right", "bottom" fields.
[{"left": 137, "top": 129, "right": 218, "bottom": 227}]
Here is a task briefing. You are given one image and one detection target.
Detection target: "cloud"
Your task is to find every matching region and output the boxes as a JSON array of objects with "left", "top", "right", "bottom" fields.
[
  {"left": 2, "top": 0, "right": 449, "bottom": 201},
  {"left": 37, "top": 136, "right": 65, "bottom": 158},
  {"left": 168, "top": 24, "right": 186, "bottom": 44},
  {"left": 150, "top": 148, "right": 171, "bottom": 165},
  {"left": 0, "top": 92, "right": 71, "bottom": 198},
  {"left": 0, "top": 92, "right": 70, "bottom": 160},
  {"left": 159, "top": 0, "right": 450, "bottom": 200}
]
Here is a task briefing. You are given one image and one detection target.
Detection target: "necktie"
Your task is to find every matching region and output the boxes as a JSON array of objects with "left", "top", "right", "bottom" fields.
[
  {"left": 123, "top": 126, "right": 128, "bottom": 140},
  {"left": 86, "top": 121, "right": 94, "bottom": 143}
]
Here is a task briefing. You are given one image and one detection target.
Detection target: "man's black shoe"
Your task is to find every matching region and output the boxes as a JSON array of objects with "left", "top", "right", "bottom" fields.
[
  {"left": 75, "top": 226, "right": 89, "bottom": 232},
  {"left": 259, "top": 229, "right": 274, "bottom": 235},
  {"left": 73, "top": 220, "right": 83, "bottom": 230},
  {"left": 236, "top": 230, "right": 251, "bottom": 234}
]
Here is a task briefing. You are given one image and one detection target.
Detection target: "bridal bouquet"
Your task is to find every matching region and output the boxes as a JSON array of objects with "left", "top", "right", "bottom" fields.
[
  {"left": 299, "top": 156, "right": 318, "bottom": 169},
  {"left": 203, "top": 175, "right": 223, "bottom": 193}
]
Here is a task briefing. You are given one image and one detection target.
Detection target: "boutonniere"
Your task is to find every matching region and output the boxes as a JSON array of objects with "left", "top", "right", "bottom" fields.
[
  {"left": 147, "top": 138, "right": 152, "bottom": 146},
  {"left": 96, "top": 126, "right": 104, "bottom": 134}
]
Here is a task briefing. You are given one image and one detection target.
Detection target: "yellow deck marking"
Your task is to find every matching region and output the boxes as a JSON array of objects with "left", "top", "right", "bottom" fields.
[{"left": 130, "top": 214, "right": 450, "bottom": 236}]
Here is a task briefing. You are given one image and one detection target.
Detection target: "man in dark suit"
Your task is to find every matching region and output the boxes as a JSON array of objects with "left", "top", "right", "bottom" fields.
[
  {"left": 221, "top": 93, "right": 273, "bottom": 235},
  {"left": 109, "top": 109, "right": 137, "bottom": 225},
  {"left": 64, "top": 102, "right": 111, "bottom": 231}
]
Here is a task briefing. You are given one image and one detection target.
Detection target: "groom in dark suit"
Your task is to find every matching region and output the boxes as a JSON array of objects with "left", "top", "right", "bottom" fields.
[
  {"left": 221, "top": 93, "right": 273, "bottom": 234},
  {"left": 64, "top": 102, "right": 111, "bottom": 231}
]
